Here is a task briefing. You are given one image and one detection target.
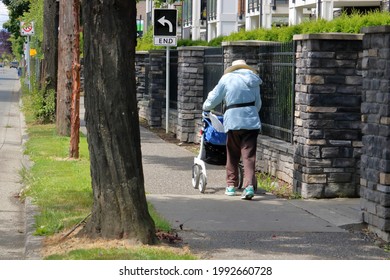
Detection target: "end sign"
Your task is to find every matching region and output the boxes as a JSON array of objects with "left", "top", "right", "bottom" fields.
[{"left": 154, "top": 9, "right": 177, "bottom": 47}]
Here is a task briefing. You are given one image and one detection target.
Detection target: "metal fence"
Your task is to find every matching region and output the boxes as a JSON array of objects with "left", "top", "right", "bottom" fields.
[
  {"left": 168, "top": 50, "right": 178, "bottom": 109},
  {"left": 202, "top": 43, "right": 295, "bottom": 143},
  {"left": 203, "top": 47, "right": 224, "bottom": 112},
  {"left": 258, "top": 41, "right": 295, "bottom": 143}
]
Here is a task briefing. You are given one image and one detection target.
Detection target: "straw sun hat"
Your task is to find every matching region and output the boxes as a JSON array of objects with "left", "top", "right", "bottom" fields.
[{"left": 223, "top": 59, "right": 257, "bottom": 75}]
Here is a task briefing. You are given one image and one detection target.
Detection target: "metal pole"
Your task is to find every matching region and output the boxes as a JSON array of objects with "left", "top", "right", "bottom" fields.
[
  {"left": 26, "top": 35, "right": 31, "bottom": 91},
  {"left": 166, "top": 46, "right": 170, "bottom": 134}
]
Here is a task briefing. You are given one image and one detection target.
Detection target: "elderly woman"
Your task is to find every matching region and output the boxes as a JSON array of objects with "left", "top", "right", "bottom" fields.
[{"left": 203, "top": 59, "right": 262, "bottom": 200}]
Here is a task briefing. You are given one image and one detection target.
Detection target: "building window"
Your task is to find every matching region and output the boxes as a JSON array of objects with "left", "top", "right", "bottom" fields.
[
  {"left": 208, "top": 0, "right": 217, "bottom": 21},
  {"left": 183, "top": 0, "right": 192, "bottom": 26},
  {"left": 248, "top": 0, "right": 260, "bottom": 13}
]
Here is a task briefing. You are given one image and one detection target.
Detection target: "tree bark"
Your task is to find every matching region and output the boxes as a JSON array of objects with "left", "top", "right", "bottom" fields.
[
  {"left": 69, "top": 0, "right": 80, "bottom": 159},
  {"left": 56, "top": 0, "right": 74, "bottom": 136},
  {"left": 80, "top": 0, "right": 157, "bottom": 244},
  {"left": 41, "top": 0, "right": 58, "bottom": 99}
]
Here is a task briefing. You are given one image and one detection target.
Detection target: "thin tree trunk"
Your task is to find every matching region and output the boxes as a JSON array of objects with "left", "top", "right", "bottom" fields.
[
  {"left": 80, "top": 0, "right": 157, "bottom": 244},
  {"left": 56, "top": 0, "right": 74, "bottom": 136},
  {"left": 69, "top": 0, "right": 80, "bottom": 158}
]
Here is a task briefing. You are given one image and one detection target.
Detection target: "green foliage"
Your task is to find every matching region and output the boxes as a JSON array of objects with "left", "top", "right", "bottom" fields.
[
  {"left": 136, "top": 26, "right": 164, "bottom": 51},
  {"left": 22, "top": 77, "right": 56, "bottom": 124},
  {"left": 208, "top": 35, "right": 225, "bottom": 47},
  {"left": 45, "top": 247, "right": 197, "bottom": 260},
  {"left": 177, "top": 38, "right": 208, "bottom": 47},
  {"left": 257, "top": 173, "right": 301, "bottom": 199},
  {"left": 2, "top": 0, "right": 31, "bottom": 57}
]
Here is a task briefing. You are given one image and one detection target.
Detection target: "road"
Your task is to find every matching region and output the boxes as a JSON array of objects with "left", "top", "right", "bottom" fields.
[{"left": 0, "top": 67, "right": 25, "bottom": 259}]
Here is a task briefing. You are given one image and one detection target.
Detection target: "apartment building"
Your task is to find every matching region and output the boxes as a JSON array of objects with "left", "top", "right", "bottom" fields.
[
  {"left": 289, "top": 0, "right": 382, "bottom": 25},
  {"left": 144, "top": 0, "right": 387, "bottom": 42}
]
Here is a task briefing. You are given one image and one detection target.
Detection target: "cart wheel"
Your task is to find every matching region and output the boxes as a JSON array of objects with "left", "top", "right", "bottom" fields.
[
  {"left": 237, "top": 163, "right": 257, "bottom": 192},
  {"left": 237, "top": 163, "right": 244, "bottom": 189},
  {"left": 192, "top": 164, "right": 201, "bottom": 189},
  {"left": 199, "top": 173, "right": 207, "bottom": 193}
]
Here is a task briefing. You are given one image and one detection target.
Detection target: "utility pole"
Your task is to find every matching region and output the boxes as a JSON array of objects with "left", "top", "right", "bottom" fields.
[{"left": 69, "top": 0, "right": 80, "bottom": 158}]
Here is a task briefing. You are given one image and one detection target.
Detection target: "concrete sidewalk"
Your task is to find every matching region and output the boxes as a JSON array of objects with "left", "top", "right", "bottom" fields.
[
  {"left": 79, "top": 96, "right": 390, "bottom": 259},
  {"left": 137, "top": 120, "right": 389, "bottom": 260},
  {"left": 15, "top": 96, "right": 387, "bottom": 260}
]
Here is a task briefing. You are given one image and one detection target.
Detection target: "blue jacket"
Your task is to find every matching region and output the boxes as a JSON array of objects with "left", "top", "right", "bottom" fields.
[{"left": 202, "top": 69, "right": 262, "bottom": 132}]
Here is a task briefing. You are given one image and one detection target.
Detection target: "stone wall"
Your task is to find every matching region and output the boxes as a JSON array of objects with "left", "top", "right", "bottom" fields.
[
  {"left": 293, "top": 33, "right": 364, "bottom": 198},
  {"left": 176, "top": 47, "right": 206, "bottom": 142},
  {"left": 135, "top": 51, "right": 149, "bottom": 120},
  {"left": 222, "top": 40, "right": 265, "bottom": 69},
  {"left": 257, "top": 135, "right": 294, "bottom": 185},
  {"left": 360, "top": 25, "right": 390, "bottom": 242},
  {"left": 135, "top": 30, "right": 390, "bottom": 241}
]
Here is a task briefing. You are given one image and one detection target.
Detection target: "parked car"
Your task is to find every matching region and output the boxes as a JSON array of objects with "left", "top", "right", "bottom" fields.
[{"left": 10, "top": 61, "right": 19, "bottom": 68}]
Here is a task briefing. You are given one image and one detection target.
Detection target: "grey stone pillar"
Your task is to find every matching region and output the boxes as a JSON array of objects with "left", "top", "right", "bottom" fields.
[
  {"left": 222, "top": 40, "right": 265, "bottom": 71},
  {"left": 360, "top": 26, "right": 390, "bottom": 242},
  {"left": 293, "top": 33, "right": 363, "bottom": 198},
  {"left": 177, "top": 47, "right": 205, "bottom": 142},
  {"left": 147, "top": 50, "right": 166, "bottom": 127},
  {"left": 135, "top": 51, "right": 148, "bottom": 102},
  {"left": 382, "top": 0, "right": 390, "bottom": 11}
]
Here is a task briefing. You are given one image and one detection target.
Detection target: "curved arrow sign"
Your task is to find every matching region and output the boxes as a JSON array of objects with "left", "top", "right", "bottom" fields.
[{"left": 158, "top": 16, "right": 173, "bottom": 33}]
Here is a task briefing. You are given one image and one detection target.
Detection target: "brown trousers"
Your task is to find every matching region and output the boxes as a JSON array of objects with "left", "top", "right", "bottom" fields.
[{"left": 226, "top": 129, "right": 259, "bottom": 188}]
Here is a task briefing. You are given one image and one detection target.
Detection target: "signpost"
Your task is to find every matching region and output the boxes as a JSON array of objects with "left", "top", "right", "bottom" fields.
[
  {"left": 20, "top": 22, "right": 35, "bottom": 91},
  {"left": 153, "top": 9, "right": 177, "bottom": 133}
]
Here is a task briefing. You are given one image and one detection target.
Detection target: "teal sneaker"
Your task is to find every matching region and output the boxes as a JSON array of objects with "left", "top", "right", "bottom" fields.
[
  {"left": 241, "top": 185, "right": 255, "bottom": 200},
  {"left": 225, "top": 186, "right": 236, "bottom": 196}
]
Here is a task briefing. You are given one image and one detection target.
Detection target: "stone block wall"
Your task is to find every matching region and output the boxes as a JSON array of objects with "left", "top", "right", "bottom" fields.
[
  {"left": 293, "top": 33, "right": 364, "bottom": 198},
  {"left": 143, "top": 50, "right": 166, "bottom": 127},
  {"left": 135, "top": 51, "right": 149, "bottom": 121},
  {"left": 222, "top": 41, "right": 265, "bottom": 69},
  {"left": 360, "top": 26, "right": 390, "bottom": 242},
  {"left": 257, "top": 135, "right": 294, "bottom": 185},
  {"left": 176, "top": 47, "right": 206, "bottom": 142}
]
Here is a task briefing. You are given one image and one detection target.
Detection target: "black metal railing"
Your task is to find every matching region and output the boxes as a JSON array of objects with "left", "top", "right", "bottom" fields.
[
  {"left": 168, "top": 50, "right": 178, "bottom": 109},
  {"left": 258, "top": 41, "right": 295, "bottom": 142},
  {"left": 203, "top": 47, "right": 224, "bottom": 112}
]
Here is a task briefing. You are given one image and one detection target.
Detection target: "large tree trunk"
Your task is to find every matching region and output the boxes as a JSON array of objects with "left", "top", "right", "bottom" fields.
[
  {"left": 56, "top": 0, "right": 74, "bottom": 136},
  {"left": 41, "top": 0, "right": 58, "bottom": 99},
  {"left": 80, "top": 0, "right": 157, "bottom": 244}
]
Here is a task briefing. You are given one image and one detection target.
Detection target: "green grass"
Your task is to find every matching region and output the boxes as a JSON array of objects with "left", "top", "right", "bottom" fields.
[
  {"left": 45, "top": 247, "right": 196, "bottom": 260},
  {"left": 21, "top": 123, "right": 93, "bottom": 235},
  {"left": 256, "top": 173, "right": 301, "bottom": 199},
  {"left": 20, "top": 92, "right": 193, "bottom": 259}
]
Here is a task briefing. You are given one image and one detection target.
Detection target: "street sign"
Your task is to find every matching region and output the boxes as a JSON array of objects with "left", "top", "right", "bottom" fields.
[
  {"left": 20, "top": 21, "right": 35, "bottom": 36},
  {"left": 153, "top": 9, "right": 177, "bottom": 46},
  {"left": 137, "top": 19, "right": 144, "bottom": 38}
]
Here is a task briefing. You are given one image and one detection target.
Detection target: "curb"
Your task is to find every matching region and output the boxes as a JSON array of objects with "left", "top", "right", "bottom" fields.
[
  {"left": 19, "top": 94, "right": 43, "bottom": 260},
  {"left": 24, "top": 197, "right": 43, "bottom": 260}
]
